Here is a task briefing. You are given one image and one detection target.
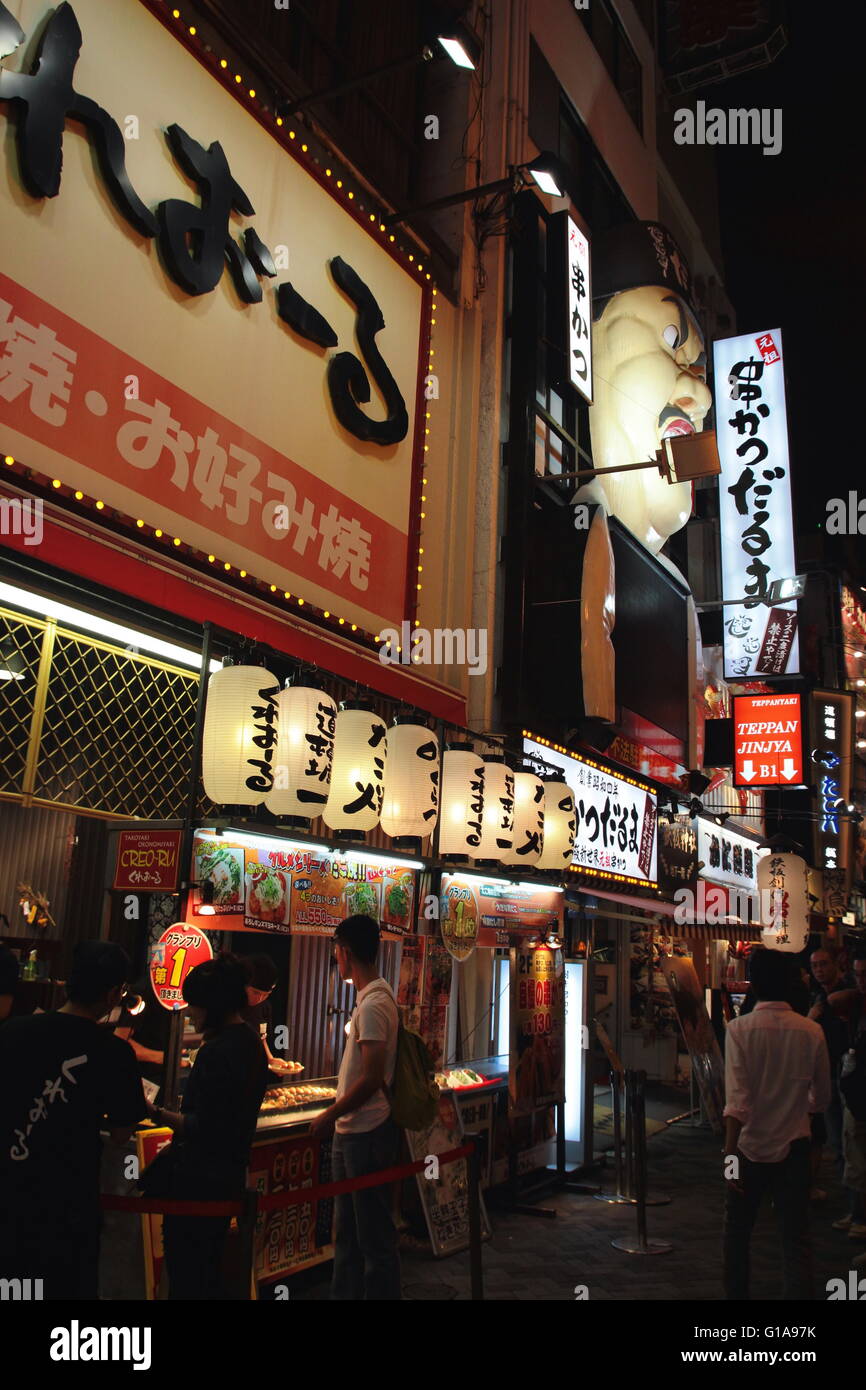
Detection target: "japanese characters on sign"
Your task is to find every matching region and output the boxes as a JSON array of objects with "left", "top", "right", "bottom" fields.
[
  {"left": 405, "top": 1089, "right": 491, "bottom": 1257},
  {"left": 713, "top": 328, "right": 799, "bottom": 679},
  {"left": 696, "top": 819, "right": 763, "bottom": 893},
  {"left": 523, "top": 739, "right": 657, "bottom": 886},
  {"left": 249, "top": 1133, "right": 334, "bottom": 1283},
  {"left": 191, "top": 830, "right": 418, "bottom": 936},
  {"left": 733, "top": 692, "right": 804, "bottom": 787},
  {"left": 566, "top": 215, "right": 593, "bottom": 403},
  {"left": 0, "top": 0, "right": 425, "bottom": 633},
  {"left": 657, "top": 814, "right": 699, "bottom": 893},
  {"left": 509, "top": 944, "right": 566, "bottom": 1117},
  {"left": 149, "top": 923, "right": 214, "bottom": 1011},
  {"left": 810, "top": 690, "right": 854, "bottom": 878},
  {"left": 440, "top": 874, "right": 564, "bottom": 951},
  {"left": 757, "top": 851, "right": 810, "bottom": 952},
  {"left": 112, "top": 829, "right": 182, "bottom": 892}
]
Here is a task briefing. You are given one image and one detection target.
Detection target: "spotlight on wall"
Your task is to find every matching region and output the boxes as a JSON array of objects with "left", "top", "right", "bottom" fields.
[{"left": 195, "top": 880, "right": 216, "bottom": 916}]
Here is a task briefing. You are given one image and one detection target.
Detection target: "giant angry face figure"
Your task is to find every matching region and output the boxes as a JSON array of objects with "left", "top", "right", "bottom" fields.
[{"left": 580, "top": 222, "right": 713, "bottom": 555}]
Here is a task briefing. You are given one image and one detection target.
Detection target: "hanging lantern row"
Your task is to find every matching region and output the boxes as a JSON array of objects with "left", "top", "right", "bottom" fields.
[
  {"left": 202, "top": 669, "right": 439, "bottom": 838},
  {"left": 200, "top": 666, "right": 576, "bottom": 865}
]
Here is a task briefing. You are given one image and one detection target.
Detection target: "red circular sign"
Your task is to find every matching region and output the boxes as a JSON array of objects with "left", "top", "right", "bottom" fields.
[{"left": 149, "top": 922, "right": 214, "bottom": 1011}]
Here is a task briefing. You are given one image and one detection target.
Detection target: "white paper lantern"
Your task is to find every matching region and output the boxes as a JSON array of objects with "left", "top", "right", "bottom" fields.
[
  {"left": 202, "top": 664, "right": 280, "bottom": 805},
  {"left": 538, "top": 776, "right": 576, "bottom": 870},
  {"left": 438, "top": 746, "right": 485, "bottom": 858},
  {"left": 477, "top": 758, "right": 515, "bottom": 860},
  {"left": 507, "top": 769, "right": 545, "bottom": 866},
  {"left": 322, "top": 706, "right": 388, "bottom": 833},
  {"left": 380, "top": 721, "right": 441, "bottom": 841},
  {"left": 265, "top": 685, "right": 337, "bottom": 818},
  {"left": 757, "top": 852, "right": 810, "bottom": 952}
]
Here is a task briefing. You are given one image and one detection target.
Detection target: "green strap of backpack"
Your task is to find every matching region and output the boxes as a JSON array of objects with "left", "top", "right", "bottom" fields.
[{"left": 365, "top": 983, "right": 439, "bottom": 1131}]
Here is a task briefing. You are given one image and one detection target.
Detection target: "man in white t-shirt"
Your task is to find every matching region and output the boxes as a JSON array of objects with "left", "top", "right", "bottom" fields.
[{"left": 309, "top": 914, "right": 401, "bottom": 1299}]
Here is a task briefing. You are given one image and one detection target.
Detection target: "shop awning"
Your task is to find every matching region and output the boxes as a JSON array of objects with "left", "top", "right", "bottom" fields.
[
  {"left": 577, "top": 884, "right": 763, "bottom": 941},
  {"left": 0, "top": 508, "right": 468, "bottom": 724}
]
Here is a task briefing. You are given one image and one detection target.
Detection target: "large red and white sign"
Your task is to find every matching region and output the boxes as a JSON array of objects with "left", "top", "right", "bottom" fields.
[
  {"left": 113, "top": 829, "right": 182, "bottom": 892},
  {"left": 149, "top": 922, "right": 213, "bottom": 1011},
  {"left": 733, "top": 693, "right": 803, "bottom": 787},
  {"left": 0, "top": 0, "right": 426, "bottom": 635}
]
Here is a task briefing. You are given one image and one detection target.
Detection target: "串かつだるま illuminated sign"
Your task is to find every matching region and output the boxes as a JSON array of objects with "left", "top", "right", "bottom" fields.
[
  {"left": 0, "top": 0, "right": 427, "bottom": 633},
  {"left": 713, "top": 328, "right": 799, "bottom": 679}
]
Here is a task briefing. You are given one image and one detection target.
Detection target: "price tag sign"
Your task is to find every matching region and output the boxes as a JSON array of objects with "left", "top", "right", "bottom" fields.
[{"left": 149, "top": 923, "right": 213, "bottom": 1011}]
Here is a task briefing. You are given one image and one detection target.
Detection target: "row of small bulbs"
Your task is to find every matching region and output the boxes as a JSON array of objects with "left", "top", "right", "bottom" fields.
[{"left": 201, "top": 665, "right": 576, "bottom": 869}]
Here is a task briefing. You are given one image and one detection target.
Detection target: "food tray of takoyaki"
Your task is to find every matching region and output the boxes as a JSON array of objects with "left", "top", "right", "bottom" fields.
[{"left": 258, "top": 1079, "right": 338, "bottom": 1123}]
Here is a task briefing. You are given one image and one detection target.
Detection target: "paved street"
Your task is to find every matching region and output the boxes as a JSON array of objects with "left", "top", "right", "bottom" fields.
[{"left": 288, "top": 1101, "right": 859, "bottom": 1302}]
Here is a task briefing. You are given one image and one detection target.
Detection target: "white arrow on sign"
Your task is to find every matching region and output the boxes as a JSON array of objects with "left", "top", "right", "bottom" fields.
[
  {"left": 780, "top": 758, "right": 799, "bottom": 781},
  {"left": 739, "top": 760, "right": 756, "bottom": 782}
]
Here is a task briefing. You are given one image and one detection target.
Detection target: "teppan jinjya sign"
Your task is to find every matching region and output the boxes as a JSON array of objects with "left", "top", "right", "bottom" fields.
[{"left": 0, "top": 0, "right": 428, "bottom": 634}]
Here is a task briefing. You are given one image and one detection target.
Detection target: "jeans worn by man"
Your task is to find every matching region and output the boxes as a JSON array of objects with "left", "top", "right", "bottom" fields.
[
  {"left": 331, "top": 1114, "right": 402, "bottom": 1300},
  {"left": 722, "top": 953, "right": 830, "bottom": 1302},
  {"left": 309, "top": 915, "right": 402, "bottom": 1301}
]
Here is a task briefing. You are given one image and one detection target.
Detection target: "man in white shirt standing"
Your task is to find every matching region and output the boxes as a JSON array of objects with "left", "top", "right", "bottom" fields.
[
  {"left": 310, "top": 914, "right": 401, "bottom": 1300},
  {"left": 723, "top": 948, "right": 830, "bottom": 1300}
]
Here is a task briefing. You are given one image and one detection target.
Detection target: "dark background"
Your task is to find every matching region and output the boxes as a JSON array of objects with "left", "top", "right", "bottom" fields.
[{"left": 710, "top": 7, "right": 865, "bottom": 548}]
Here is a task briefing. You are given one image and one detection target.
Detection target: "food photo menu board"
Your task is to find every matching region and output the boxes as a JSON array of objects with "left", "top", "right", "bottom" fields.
[{"left": 190, "top": 831, "right": 418, "bottom": 936}]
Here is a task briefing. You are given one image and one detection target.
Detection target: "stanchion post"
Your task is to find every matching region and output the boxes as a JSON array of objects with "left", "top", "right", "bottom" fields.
[
  {"left": 623, "top": 1069, "right": 634, "bottom": 1201},
  {"left": 612, "top": 1069, "right": 623, "bottom": 1197},
  {"left": 465, "top": 1137, "right": 484, "bottom": 1302},
  {"left": 634, "top": 1070, "right": 648, "bottom": 1252}
]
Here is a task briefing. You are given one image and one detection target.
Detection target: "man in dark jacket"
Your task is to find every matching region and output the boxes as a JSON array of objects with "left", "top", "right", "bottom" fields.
[{"left": 0, "top": 940, "right": 146, "bottom": 1298}]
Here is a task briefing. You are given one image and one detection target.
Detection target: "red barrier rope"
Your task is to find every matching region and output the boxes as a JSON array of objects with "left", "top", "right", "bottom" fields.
[
  {"left": 257, "top": 1141, "right": 472, "bottom": 1211},
  {"left": 100, "top": 1142, "right": 474, "bottom": 1218}
]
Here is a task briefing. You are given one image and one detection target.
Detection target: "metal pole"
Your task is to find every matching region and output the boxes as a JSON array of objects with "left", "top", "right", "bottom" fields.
[
  {"left": 634, "top": 1072, "right": 648, "bottom": 1251},
  {"left": 613, "top": 1071, "right": 624, "bottom": 1197},
  {"left": 163, "top": 621, "right": 214, "bottom": 1110},
  {"left": 612, "top": 1069, "right": 672, "bottom": 1254},
  {"left": 623, "top": 1069, "right": 634, "bottom": 1201}
]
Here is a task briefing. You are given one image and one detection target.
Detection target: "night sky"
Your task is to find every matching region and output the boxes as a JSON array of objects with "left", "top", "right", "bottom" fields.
[{"left": 709, "top": 7, "right": 865, "bottom": 560}]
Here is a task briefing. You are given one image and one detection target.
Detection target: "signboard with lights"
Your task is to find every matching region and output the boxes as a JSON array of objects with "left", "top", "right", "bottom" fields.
[
  {"left": 697, "top": 819, "right": 764, "bottom": 894},
  {"left": 713, "top": 328, "right": 799, "bottom": 679},
  {"left": 0, "top": 0, "right": 428, "bottom": 637},
  {"left": 733, "top": 692, "right": 803, "bottom": 787},
  {"left": 523, "top": 736, "right": 657, "bottom": 888},
  {"left": 565, "top": 215, "right": 593, "bottom": 403},
  {"left": 811, "top": 690, "right": 854, "bottom": 876}
]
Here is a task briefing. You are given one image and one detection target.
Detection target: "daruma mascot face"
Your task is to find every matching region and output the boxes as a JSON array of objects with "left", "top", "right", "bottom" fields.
[{"left": 587, "top": 285, "right": 712, "bottom": 554}]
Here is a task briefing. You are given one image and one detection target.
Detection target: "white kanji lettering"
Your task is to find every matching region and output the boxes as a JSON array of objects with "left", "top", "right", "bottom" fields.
[
  {"left": 192, "top": 426, "right": 229, "bottom": 510},
  {"left": 317, "top": 505, "right": 371, "bottom": 591},
  {"left": 224, "top": 444, "right": 262, "bottom": 525},
  {"left": 61, "top": 1054, "right": 88, "bottom": 1084},
  {"left": 263, "top": 473, "right": 318, "bottom": 553},
  {"left": 0, "top": 298, "right": 77, "bottom": 425},
  {"left": 115, "top": 397, "right": 194, "bottom": 488}
]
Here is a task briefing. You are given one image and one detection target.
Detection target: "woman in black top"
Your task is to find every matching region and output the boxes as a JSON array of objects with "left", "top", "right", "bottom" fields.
[{"left": 147, "top": 953, "right": 268, "bottom": 1300}]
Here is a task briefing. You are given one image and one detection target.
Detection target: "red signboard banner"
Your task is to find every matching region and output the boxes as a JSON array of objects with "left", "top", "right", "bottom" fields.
[
  {"left": 0, "top": 272, "right": 407, "bottom": 625},
  {"left": 149, "top": 922, "right": 214, "bottom": 1010},
  {"left": 733, "top": 693, "right": 803, "bottom": 787},
  {"left": 113, "top": 829, "right": 182, "bottom": 891},
  {"left": 249, "top": 1132, "right": 333, "bottom": 1282}
]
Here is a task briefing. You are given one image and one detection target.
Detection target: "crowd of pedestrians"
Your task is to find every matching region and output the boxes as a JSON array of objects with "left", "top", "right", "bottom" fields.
[
  {"left": 0, "top": 915, "right": 400, "bottom": 1301},
  {"left": 722, "top": 944, "right": 866, "bottom": 1299},
  {"left": 1, "top": 924, "right": 864, "bottom": 1303}
]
